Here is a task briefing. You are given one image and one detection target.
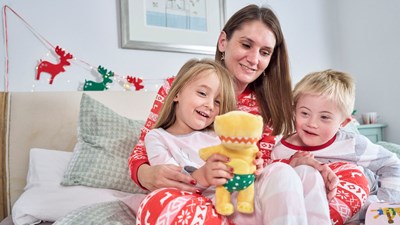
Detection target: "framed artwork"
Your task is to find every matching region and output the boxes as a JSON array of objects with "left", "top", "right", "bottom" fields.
[{"left": 120, "top": 0, "right": 225, "bottom": 55}]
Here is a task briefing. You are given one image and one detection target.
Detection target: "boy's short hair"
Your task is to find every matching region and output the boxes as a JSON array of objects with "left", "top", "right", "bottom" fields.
[{"left": 293, "top": 69, "right": 355, "bottom": 117}]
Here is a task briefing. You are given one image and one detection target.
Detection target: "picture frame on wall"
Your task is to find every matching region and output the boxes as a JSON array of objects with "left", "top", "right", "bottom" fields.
[{"left": 120, "top": 0, "right": 225, "bottom": 55}]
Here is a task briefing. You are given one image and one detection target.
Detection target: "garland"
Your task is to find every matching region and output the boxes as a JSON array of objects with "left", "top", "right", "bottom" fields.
[{"left": 2, "top": 5, "right": 164, "bottom": 92}]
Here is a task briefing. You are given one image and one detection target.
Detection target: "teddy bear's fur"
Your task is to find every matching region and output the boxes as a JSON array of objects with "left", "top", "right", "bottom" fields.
[{"left": 199, "top": 111, "right": 263, "bottom": 216}]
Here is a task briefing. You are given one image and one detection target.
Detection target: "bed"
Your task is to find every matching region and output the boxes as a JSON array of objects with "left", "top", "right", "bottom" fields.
[{"left": 0, "top": 91, "right": 157, "bottom": 225}]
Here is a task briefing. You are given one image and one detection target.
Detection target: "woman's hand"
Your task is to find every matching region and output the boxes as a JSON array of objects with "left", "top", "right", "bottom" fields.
[
  {"left": 192, "top": 153, "right": 232, "bottom": 187},
  {"left": 137, "top": 164, "right": 198, "bottom": 192}
]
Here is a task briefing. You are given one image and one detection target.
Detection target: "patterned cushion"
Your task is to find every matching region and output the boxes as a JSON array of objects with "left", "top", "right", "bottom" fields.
[
  {"left": 61, "top": 93, "right": 147, "bottom": 194},
  {"left": 53, "top": 201, "right": 136, "bottom": 225},
  {"left": 377, "top": 141, "right": 400, "bottom": 158}
]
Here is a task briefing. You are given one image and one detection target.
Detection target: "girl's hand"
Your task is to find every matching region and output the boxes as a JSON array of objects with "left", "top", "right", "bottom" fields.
[
  {"left": 138, "top": 164, "right": 198, "bottom": 193},
  {"left": 192, "top": 153, "right": 232, "bottom": 187},
  {"left": 254, "top": 151, "right": 266, "bottom": 176}
]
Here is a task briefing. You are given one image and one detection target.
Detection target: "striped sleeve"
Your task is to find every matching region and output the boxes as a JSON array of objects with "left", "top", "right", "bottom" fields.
[{"left": 128, "top": 77, "right": 174, "bottom": 188}]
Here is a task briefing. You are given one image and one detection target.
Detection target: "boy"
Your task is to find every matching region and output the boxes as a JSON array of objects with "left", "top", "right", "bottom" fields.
[{"left": 272, "top": 69, "right": 400, "bottom": 224}]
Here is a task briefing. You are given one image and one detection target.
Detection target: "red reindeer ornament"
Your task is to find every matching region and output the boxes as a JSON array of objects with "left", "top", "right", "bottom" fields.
[
  {"left": 126, "top": 76, "right": 144, "bottom": 91},
  {"left": 36, "top": 46, "right": 73, "bottom": 84}
]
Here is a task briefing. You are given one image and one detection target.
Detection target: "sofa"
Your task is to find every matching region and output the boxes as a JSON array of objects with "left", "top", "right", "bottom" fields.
[
  {"left": 1, "top": 91, "right": 399, "bottom": 225},
  {"left": 0, "top": 91, "right": 156, "bottom": 224}
]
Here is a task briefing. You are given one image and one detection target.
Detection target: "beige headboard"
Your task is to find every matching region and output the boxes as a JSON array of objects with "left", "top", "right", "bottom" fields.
[{"left": 0, "top": 91, "right": 157, "bottom": 219}]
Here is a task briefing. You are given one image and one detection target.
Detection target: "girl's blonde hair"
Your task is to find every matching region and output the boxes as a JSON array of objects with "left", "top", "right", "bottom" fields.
[
  {"left": 293, "top": 69, "right": 355, "bottom": 117},
  {"left": 154, "top": 58, "right": 237, "bottom": 130}
]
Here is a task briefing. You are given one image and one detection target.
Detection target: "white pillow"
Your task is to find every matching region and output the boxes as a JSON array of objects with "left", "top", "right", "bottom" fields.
[{"left": 12, "top": 148, "right": 134, "bottom": 225}]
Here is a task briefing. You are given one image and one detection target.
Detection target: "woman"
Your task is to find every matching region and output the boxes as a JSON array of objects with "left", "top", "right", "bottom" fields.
[{"left": 129, "top": 5, "right": 337, "bottom": 224}]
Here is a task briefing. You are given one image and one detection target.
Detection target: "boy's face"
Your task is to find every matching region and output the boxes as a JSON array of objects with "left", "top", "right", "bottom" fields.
[{"left": 295, "top": 93, "right": 351, "bottom": 146}]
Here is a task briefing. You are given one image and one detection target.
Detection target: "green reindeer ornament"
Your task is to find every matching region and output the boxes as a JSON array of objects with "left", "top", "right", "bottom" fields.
[{"left": 84, "top": 66, "right": 114, "bottom": 91}]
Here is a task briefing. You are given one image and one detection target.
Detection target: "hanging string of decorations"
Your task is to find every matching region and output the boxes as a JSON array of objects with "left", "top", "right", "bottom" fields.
[{"left": 2, "top": 5, "right": 165, "bottom": 92}]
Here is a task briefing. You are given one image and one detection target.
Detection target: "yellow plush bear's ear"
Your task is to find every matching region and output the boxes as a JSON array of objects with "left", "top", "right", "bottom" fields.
[{"left": 214, "top": 111, "right": 263, "bottom": 141}]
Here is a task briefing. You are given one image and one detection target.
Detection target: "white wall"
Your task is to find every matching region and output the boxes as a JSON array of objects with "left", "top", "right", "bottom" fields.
[
  {"left": 330, "top": 0, "right": 400, "bottom": 143},
  {"left": 0, "top": 0, "right": 332, "bottom": 92},
  {"left": 225, "top": 0, "right": 333, "bottom": 83},
  {"left": 0, "top": 0, "right": 398, "bottom": 143},
  {"left": 0, "top": 0, "right": 206, "bottom": 92}
]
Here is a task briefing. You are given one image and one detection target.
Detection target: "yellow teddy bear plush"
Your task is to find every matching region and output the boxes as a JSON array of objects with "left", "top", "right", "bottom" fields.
[{"left": 199, "top": 111, "right": 263, "bottom": 216}]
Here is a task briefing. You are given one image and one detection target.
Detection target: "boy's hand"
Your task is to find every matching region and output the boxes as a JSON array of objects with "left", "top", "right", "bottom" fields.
[
  {"left": 289, "top": 154, "right": 339, "bottom": 201},
  {"left": 289, "top": 152, "right": 314, "bottom": 168},
  {"left": 253, "top": 151, "right": 266, "bottom": 176},
  {"left": 317, "top": 163, "right": 339, "bottom": 201}
]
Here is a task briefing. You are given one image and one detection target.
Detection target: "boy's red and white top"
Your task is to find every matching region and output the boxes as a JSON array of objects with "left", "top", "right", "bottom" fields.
[{"left": 272, "top": 129, "right": 400, "bottom": 222}]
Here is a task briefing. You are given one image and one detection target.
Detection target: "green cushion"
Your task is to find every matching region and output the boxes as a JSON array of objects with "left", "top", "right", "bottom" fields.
[
  {"left": 53, "top": 201, "right": 136, "bottom": 225},
  {"left": 377, "top": 141, "right": 400, "bottom": 158},
  {"left": 61, "top": 93, "right": 147, "bottom": 194}
]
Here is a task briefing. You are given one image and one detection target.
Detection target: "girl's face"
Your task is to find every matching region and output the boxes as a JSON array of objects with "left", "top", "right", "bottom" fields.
[
  {"left": 295, "top": 94, "right": 351, "bottom": 146},
  {"left": 168, "top": 71, "right": 221, "bottom": 135},
  {"left": 218, "top": 20, "right": 276, "bottom": 92}
]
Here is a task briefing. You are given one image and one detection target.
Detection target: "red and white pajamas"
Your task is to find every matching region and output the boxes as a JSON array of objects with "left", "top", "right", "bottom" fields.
[
  {"left": 128, "top": 78, "right": 339, "bottom": 224},
  {"left": 136, "top": 163, "right": 332, "bottom": 225},
  {"left": 272, "top": 130, "right": 400, "bottom": 224}
]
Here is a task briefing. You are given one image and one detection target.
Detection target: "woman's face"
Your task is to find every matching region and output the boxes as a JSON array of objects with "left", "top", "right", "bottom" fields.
[{"left": 218, "top": 20, "right": 276, "bottom": 92}]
